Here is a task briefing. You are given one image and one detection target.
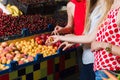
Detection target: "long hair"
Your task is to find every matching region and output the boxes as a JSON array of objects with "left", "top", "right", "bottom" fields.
[
  {"left": 83, "top": 0, "right": 97, "bottom": 34},
  {"left": 97, "top": 0, "right": 113, "bottom": 26},
  {"left": 83, "top": 0, "right": 113, "bottom": 34}
]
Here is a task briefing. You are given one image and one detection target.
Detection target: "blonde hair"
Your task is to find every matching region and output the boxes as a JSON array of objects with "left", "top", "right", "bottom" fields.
[{"left": 83, "top": 0, "right": 113, "bottom": 34}]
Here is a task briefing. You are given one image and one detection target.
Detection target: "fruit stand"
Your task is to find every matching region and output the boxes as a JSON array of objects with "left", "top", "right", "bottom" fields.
[
  {"left": 0, "top": 34, "right": 78, "bottom": 80},
  {"left": 0, "top": 0, "right": 79, "bottom": 80}
]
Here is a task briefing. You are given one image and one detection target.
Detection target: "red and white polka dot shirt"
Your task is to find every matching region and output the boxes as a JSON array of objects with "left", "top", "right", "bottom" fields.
[{"left": 93, "top": 7, "right": 120, "bottom": 71}]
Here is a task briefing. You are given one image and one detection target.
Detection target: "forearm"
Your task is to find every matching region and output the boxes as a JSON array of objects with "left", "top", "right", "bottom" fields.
[{"left": 59, "top": 34, "right": 93, "bottom": 44}]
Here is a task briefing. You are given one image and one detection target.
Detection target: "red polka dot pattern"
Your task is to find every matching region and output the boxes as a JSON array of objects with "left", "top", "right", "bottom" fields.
[{"left": 93, "top": 7, "right": 120, "bottom": 71}]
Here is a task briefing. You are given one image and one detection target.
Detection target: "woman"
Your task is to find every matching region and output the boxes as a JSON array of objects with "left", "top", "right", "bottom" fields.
[
  {"left": 47, "top": 0, "right": 113, "bottom": 80},
  {"left": 46, "top": 0, "right": 120, "bottom": 80},
  {"left": 51, "top": 0, "right": 97, "bottom": 80},
  {"left": 78, "top": 0, "right": 112, "bottom": 80},
  {"left": 91, "top": 0, "right": 120, "bottom": 79},
  {"left": 52, "top": 0, "right": 87, "bottom": 35}
]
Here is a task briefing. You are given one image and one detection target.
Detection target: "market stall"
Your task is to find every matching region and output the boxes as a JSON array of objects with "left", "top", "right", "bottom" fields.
[{"left": 0, "top": 0, "right": 79, "bottom": 80}]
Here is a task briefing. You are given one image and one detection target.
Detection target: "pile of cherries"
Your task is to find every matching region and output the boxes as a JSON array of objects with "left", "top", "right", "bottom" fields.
[{"left": 0, "top": 9, "right": 56, "bottom": 37}]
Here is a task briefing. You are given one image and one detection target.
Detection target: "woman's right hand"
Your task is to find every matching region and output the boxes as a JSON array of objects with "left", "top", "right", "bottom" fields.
[
  {"left": 58, "top": 41, "right": 74, "bottom": 51},
  {"left": 51, "top": 25, "right": 63, "bottom": 35},
  {"left": 45, "top": 35, "right": 60, "bottom": 45}
]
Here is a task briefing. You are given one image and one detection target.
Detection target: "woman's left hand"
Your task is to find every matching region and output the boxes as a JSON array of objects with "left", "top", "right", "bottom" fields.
[{"left": 91, "top": 41, "right": 102, "bottom": 51}]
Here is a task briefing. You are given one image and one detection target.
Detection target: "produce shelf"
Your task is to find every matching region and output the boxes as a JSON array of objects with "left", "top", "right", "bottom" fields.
[{"left": 0, "top": 34, "right": 79, "bottom": 80}]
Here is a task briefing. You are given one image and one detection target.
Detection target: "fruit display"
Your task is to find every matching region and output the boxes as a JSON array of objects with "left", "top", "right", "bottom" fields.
[
  {"left": 0, "top": 33, "right": 61, "bottom": 71},
  {"left": 0, "top": 10, "right": 56, "bottom": 39},
  {"left": 6, "top": 4, "right": 23, "bottom": 16},
  {"left": 0, "top": 0, "right": 69, "bottom": 72},
  {"left": 15, "top": 38, "right": 58, "bottom": 58},
  {"left": 0, "top": 42, "right": 33, "bottom": 65}
]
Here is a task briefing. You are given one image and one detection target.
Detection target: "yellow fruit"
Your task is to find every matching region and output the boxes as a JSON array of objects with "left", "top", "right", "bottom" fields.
[
  {"left": 12, "top": 12, "right": 19, "bottom": 17},
  {"left": 19, "top": 11, "right": 23, "bottom": 15},
  {"left": 10, "top": 5, "right": 19, "bottom": 14},
  {"left": 6, "top": 4, "right": 11, "bottom": 8},
  {"left": 6, "top": 7, "right": 13, "bottom": 14}
]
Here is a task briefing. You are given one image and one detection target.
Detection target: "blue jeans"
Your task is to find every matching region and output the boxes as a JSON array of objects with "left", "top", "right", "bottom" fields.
[
  {"left": 95, "top": 70, "right": 108, "bottom": 80},
  {"left": 79, "top": 63, "right": 95, "bottom": 80}
]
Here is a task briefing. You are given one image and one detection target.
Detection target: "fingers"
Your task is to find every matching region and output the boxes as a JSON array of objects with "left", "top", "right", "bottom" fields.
[
  {"left": 46, "top": 36, "right": 59, "bottom": 45},
  {"left": 58, "top": 42, "right": 69, "bottom": 51},
  {"left": 45, "top": 37, "right": 54, "bottom": 45},
  {"left": 58, "top": 42, "right": 67, "bottom": 49},
  {"left": 58, "top": 42, "right": 73, "bottom": 51},
  {"left": 51, "top": 30, "right": 59, "bottom": 35},
  {"left": 51, "top": 25, "right": 62, "bottom": 35},
  {"left": 62, "top": 46, "right": 68, "bottom": 51}
]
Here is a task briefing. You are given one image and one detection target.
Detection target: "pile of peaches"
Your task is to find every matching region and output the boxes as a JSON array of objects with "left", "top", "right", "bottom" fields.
[{"left": 0, "top": 33, "right": 61, "bottom": 71}]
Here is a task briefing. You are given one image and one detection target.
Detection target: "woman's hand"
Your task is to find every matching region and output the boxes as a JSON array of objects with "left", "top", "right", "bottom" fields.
[
  {"left": 58, "top": 42, "right": 74, "bottom": 51},
  {"left": 45, "top": 35, "right": 60, "bottom": 45},
  {"left": 51, "top": 25, "right": 63, "bottom": 35},
  {"left": 91, "top": 41, "right": 102, "bottom": 51}
]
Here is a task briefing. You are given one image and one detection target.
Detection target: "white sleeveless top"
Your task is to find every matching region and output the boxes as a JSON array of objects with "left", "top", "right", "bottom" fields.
[{"left": 82, "top": 3, "right": 104, "bottom": 64}]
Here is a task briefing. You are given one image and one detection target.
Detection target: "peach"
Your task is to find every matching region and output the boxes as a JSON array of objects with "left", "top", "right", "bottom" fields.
[
  {"left": 1, "top": 42, "right": 8, "bottom": 48},
  {"left": 4, "top": 46, "right": 13, "bottom": 52},
  {"left": 3, "top": 49, "right": 9, "bottom": 54},
  {"left": 6, "top": 53, "right": 13, "bottom": 60},
  {"left": 18, "top": 60, "right": 24, "bottom": 65},
  {"left": 27, "top": 56, "right": 34, "bottom": 62}
]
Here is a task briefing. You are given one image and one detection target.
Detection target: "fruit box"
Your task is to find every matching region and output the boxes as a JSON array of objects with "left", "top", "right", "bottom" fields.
[
  {"left": 0, "top": 24, "right": 54, "bottom": 42},
  {"left": 0, "top": 47, "right": 78, "bottom": 80},
  {"left": 8, "top": 0, "right": 57, "bottom": 15}
]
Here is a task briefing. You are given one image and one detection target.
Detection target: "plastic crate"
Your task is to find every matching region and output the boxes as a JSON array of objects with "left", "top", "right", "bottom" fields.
[{"left": 0, "top": 47, "right": 78, "bottom": 80}]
